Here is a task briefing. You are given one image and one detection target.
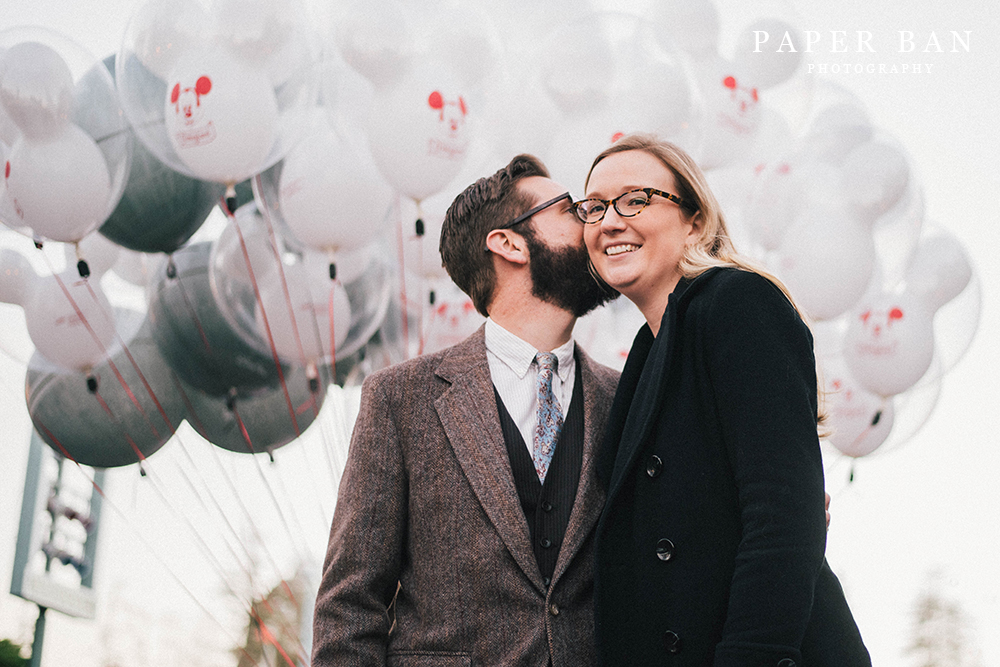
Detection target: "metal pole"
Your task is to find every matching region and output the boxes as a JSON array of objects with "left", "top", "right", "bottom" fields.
[{"left": 29, "top": 605, "right": 46, "bottom": 667}]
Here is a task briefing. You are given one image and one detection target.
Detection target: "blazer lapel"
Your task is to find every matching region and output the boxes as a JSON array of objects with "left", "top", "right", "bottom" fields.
[
  {"left": 434, "top": 327, "right": 546, "bottom": 592},
  {"left": 551, "top": 348, "right": 616, "bottom": 584}
]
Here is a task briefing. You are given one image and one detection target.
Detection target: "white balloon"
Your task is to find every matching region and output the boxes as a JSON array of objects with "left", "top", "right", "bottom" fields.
[
  {"left": 165, "top": 49, "right": 278, "bottom": 183},
  {"left": 0, "top": 41, "right": 74, "bottom": 141},
  {"left": 821, "top": 355, "right": 895, "bottom": 458},
  {"left": 693, "top": 56, "right": 762, "bottom": 170},
  {"left": 843, "top": 233, "right": 972, "bottom": 396},
  {"left": 733, "top": 19, "right": 804, "bottom": 90},
  {"left": 774, "top": 200, "right": 876, "bottom": 321},
  {"left": 214, "top": 0, "right": 316, "bottom": 86},
  {"left": 3, "top": 124, "right": 111, "bottom": 243},
  {"left": 333, "top": 0, "right": 414, "bottom": 88},
  {"left": 256, "top": 249, "right": 352, "bottom": 364},
  {"left": 66, "top": 232, "right": 120, "bottom": 277},
  {"left": 648, "top": 0, "right": 720, "bottom": 59},
  {"left": 842, "top": 139, "right": 910, "bottom": 223},
  {"left": 279, "top": 127, "right": 393, "bottom": 253},
  {"left": 128, "top": 0, "right": 209, "bottom": 80},
  {"left": 0, "top": 246, "right": 34, "bottom": 305},
  {"left": 366, "top": 60, "right": 471, "bottom": 201},
  {"left": 25, "top": 269, "right": 116, "bottom": 371}
]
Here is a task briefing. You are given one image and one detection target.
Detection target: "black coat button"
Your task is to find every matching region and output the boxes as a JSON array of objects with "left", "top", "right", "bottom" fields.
[
  {"left": 776, "top": 660, "right": 796, "bottom": 667},
  {"left": 646, "top": 455, "right": 663, "bottom": 478},
  {"left": 540, "top": 538, "right": 552, "bottom": 548},
  {"left": 655, "top": 538, "right": 675, "bottom": 562},
  {"left": 541, "top": 500, "right": 553, "bottom": 512},
  {"left": 663, "top": 630, "right": 681, "bottom": 654}
]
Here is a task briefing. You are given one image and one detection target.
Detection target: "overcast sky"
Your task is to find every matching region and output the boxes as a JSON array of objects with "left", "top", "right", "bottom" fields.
[{"left": 1, "top": 1, "right": 998, "bottom": 666}]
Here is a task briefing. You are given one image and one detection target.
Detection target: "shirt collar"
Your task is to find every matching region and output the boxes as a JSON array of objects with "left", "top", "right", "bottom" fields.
[{"left": 485, "top": 318, "right": 575, "bottom": 381}]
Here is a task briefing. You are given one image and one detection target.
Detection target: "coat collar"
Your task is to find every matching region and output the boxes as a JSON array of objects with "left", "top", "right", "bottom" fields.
[
  {"left": 604, "top": 268, "right": 724, "bottom": 504},
  {"left": 433, "top": 325, "right": 614, "bottom": 594}
]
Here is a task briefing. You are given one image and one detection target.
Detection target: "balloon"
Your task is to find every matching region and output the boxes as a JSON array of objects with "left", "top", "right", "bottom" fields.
[
  {"left": 164, "top": 49, "right": 278, "bottom": 183},
  {"left": 213, "top": 0, "right": 316, "bottom": 86},
  {"left": 648, "top": 0, "right": 720, "bottom": 59},
  {"left": 773, "top": 200, "right": 876, "bottom": 321},
  {"left": 271, "top": 126, "right": 393, "bottom": 253},
  {"left": 0, "top": 246, "right": 33, "bottom": 305},
  {"left": 210, "top": 202, "right": 394, "bottom": 365},
  {"left": 118, "top": 0, "right": 318, "bottom": 183},
  {"left": 843, "top": 233, "right": 973, "bottom": 397},
  {"left": 0, "top": 41, "right": 74, "bottom": 141},
  {"left": 148, "top": 241, "right": 287, "bottom": 397},
  {"left": 128, "top": 0, "right": 210, "bottom": 80},
  {"left": 24, "top": 264, "right": 117, "bottom": 371},
  {"left": 0, "top": 30, "right": 127, "bottom": 245},
  {"left": 366, "top": 59, "right": 471, "bottom": 201},
  {"left": 99, "top": 55, "right": 224, "bottom": 254},
  {"left": 419, "top": 278, "right": 485, "bottom": 355},
  {"left": 3, "top": 126, "right": 111, "bottom": 243},
  {"left": 181, "top": 361, "right": 328, "bottom": 455},
  {"left": 821, "top": 356, "right": 895, "bottom": 458},
  {"left": 331, "top": 0, "right": 415, "bottom": 88},
  {"left": 732, "top": 19, "right": 804, "bottom": 90},
  {"left": 255, "top": 249, "right": 352, "bottom": 365},
  {"left": 26, "top": 312, "right": 184, "bottom": 467},
  {"left": 842, "top": 138, "right": 911, "bottom": 223},
  {"left": 692, "top": 56, "right": 763, "bottom": 170},
  {"left": 67, "top": 231, "right": 120, "bottom": 277}
]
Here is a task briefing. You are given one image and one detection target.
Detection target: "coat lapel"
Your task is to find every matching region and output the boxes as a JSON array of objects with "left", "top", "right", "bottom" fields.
[
  {"left": 433, "top": 327, "right": 546, "bottom": 591},
  {"left": 551, "top": 348, "right": 616, "bottom": 584},
  {"left": 605, "top": 269, "right": 721, "bottom": 504}
]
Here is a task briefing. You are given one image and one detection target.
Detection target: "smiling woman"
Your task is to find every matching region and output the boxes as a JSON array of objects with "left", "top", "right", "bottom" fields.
[{"left": 582, "top": 133, "right": 871, "bottom": 666}]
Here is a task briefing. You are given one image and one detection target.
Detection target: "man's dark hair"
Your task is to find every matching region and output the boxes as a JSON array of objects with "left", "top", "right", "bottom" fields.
[{"left": 440, "top": 154, "right": 548, "bottom": 316}]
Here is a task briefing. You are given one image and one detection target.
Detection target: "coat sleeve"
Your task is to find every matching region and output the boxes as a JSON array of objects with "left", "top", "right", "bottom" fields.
[
  {"left": 701, "top": 272, "right": 827, "bottom": 666},
  {"left": 311, "top": 371, "right": 408, "bottom": 667}
]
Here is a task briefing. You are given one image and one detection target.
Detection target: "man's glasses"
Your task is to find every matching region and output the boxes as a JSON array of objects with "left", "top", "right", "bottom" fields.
[
  {"left": 498, "top": 192, "right": 573, "bottom": 230},
  {"left": 571, "top": 188, "right": 694, "bottom": 224}
]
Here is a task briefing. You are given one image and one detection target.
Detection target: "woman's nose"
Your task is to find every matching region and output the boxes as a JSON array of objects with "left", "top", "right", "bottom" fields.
[{"left": 599, "top": 207, "right": 628, "bottom": 232}]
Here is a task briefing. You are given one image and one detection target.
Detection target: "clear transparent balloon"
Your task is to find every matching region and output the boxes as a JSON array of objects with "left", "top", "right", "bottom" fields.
[
  {"left": 0, "top": 27, "right": 129, "bottom": 243},
  {"left": 209, "top": 202, "right": 393, "bottom": 364},
  {"left": 116, "top": 0, "right": 319, "bottom": 183}
]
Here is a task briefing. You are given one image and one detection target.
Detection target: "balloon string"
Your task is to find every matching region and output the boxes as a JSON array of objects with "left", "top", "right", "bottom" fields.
[
  {"left": 81, "top": 279, "right": 176, "bottom": 434},
  {"left": 44, "top": 266, "right": 162, "bottom": 445},
  {"left": 254, "top": 607, "right": 301, "bottom": 666},
  {"left": 229, "top": 399, "right": 258, "bottom": 455},
  {"left": 134, "top": 451, "right": 311, "bottom": 663},
  {"left": 172, "top": 372, "right": 305, "bottom": 612},
  {"left": 252, "top": 174, "right": 316, "bottom": 412},
  {"left": 29, "top": 419, "right": 269, "bottom": 667},
  {"left": 223, "top": 197, "right": 300, "bottom": 440},
  {"left": 328, "top": 284, "right": 338, "bottom": 381}
]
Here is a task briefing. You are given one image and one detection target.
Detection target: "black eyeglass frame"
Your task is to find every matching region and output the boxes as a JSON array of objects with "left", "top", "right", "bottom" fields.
[
  {"left": 571, "top": 187, "right": 696, "bottom": 224},
  {"left": 497, "top": 191, "right": 573, "bottom": 230}
]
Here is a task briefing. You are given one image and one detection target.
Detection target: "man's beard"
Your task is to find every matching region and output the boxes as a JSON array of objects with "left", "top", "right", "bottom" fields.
[{"left": 521, "top": 226, "right": 618, "bottom": 317}]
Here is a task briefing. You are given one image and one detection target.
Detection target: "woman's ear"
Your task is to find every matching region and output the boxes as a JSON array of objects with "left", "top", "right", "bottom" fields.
[
  {"left": 685, "top": 211, "right": 704, "bottom": 245},
  {"left": 485, "top": 229, "right": 530, "bottom": 265}
]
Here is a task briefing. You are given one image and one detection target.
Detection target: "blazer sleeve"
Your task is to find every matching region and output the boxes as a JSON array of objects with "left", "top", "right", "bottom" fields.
[
  {"left": 701, "top": 272, "right": 827, "bottom": 666},
  {"left": 312, "top": 371, "right": 408, "bottom": 667}
]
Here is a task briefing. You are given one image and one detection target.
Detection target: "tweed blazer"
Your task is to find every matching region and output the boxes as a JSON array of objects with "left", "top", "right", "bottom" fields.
[{"left": 313, "top": 326, "right": 620, "bottom": 667}]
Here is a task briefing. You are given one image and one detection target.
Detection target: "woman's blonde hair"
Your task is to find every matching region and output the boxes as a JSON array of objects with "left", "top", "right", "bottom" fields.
[{"left": 586, "top": 133, "right": 828, "bottom": 430}]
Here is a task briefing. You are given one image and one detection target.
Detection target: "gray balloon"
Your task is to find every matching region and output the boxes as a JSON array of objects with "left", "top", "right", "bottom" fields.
[{"left": 26, "top": 311, "right": 184, "bottom": 468}]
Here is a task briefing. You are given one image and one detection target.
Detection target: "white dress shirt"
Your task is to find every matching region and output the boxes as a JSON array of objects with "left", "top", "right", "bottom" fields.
[{"left": 485, "top": 318, "right": 576, "bottom": 455}]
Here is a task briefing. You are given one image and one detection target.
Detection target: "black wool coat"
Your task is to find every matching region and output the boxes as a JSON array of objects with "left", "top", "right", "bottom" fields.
[{"left": 594, "top": 268, "right": 870, "bottom": 667}]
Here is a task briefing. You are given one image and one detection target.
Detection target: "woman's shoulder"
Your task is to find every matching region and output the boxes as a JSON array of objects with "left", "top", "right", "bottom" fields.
[{"left": 684, "top": 266, "right": 787, "bottom": 308}]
